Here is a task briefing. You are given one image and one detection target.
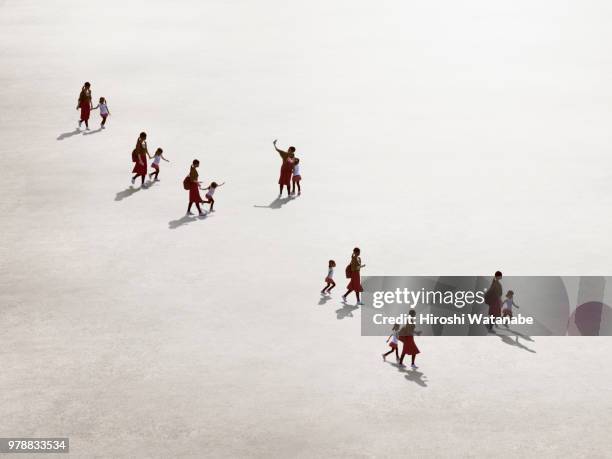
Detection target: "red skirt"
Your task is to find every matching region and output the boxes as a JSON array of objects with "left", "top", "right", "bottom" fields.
[
  {"left": 189, "top": 182, "right": 203, "bottom": 203},
  {"left": 292, "top": 175, "right": 301, "bottom": 183},
  {"left": 79, "top": 102, "right": 90, "bottom": 121},
  {"left": 400, "top": 336, "right": 420, "bottom": 355},
  {"left": 488, "top": 297, "right": 502, "bottom": 317},
  {"left": 389, "top": 342, "right": 398, "bottom": 350},
  {"left": 278, "top": 163, "right": 293, "bottom": 186},
  {"left": 346, "top": 271, "right": 363, "bottom": 292},
  {"left": 132, "top": 158, "right": 147, "bottom": 176},
  {"left": 502, "top": 309, "right": 512, "bottom": 318},
  {"left": 324, "top": 277, "right": 333, "bottom": 283},
  {"left": 151, "top": 163, "right": 159, "bottom": 170}
]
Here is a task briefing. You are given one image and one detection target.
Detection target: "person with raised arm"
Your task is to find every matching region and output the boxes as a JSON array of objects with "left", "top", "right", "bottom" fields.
[
  {"left": 201, "top": 181, "right": 225, "bottom": 212},
  {"left": 273, "top": 139, "right": 295, "bottom": 197}
]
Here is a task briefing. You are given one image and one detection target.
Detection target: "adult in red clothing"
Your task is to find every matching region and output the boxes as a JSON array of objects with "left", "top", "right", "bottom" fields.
[
  {"left": 342, "top": 247, "right": 366, "bottom": 305},
  {"left": 484, "top": 270, "right": 503, "bottom": 332},
  {"left": 131, "top": 132, "right": 150, "bottom": 187},
  {"left": 273, "top": 139, "right": 295, "bottom": 197},
  {"left": 399, "top": 310, "right": 420, "bottom": 369},
  {"left": 77, "top": 82, "right": 93, "bottom": 130},
  {"left": 187, "top": 159, "right": 206, "bottom": 216}
]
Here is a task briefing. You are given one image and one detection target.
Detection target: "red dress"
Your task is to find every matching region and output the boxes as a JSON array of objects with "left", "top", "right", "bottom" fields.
[
  {"left": 400, "top": 335, "right": 420, "bottom": 355},
  {"left": 488, "top": 297, "right": 502, "bottom": 317},
  {"left": 79, "top": 101, "right": 90, "bottom": 121},
  {"left": 78, "top": 89, "right": 91, "bottom": 120},
  {"left": 346, "top": 271, "right": 363, "bottom": 292},
  {"left": 189, "top": 182, "right": 203, "bottom": 203},
  {"left": 132, "top": 151, "right": 147, "bottom": 176},
  {"left": 278, "top": 158, "right": 293, "bottom": 186}
]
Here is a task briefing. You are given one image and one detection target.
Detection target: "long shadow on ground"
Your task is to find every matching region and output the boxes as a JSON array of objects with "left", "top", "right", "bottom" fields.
[
  {"left": 83, "top": 127, "right": 103, "bottom": 135},
  {"left": 335, "top": 303, "right": 359, "bottom": 319},
  {"left": 253, "top": 196, "right": 295, "bottom": 209},
  {"left": 168, "top": 212, "right": 211, "bottom": 229},
  {"left": 389, "top": 362, "right": 428, "bottom": 387},
  {"left": 115, "top": 181, "right": 156, "bottom": 201},
  {"left": 57, "top": 129, "right": 81, "bottom": 140}
]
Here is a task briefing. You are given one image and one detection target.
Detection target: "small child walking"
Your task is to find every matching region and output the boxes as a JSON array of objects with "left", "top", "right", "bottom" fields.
[
  {"left": 321, "top": 260, "right": 336, "bottom": 294},
  {"left": 291, "top": 158, "right": 302, "bottom": 195},
  {"left": 201, "top": 181, "right": 225, "bottom": 212},
  {"left": 149, "top": 148, "right": 169, "bottom": 181},
  {"left": 501, "top": 290, "right": 519, "bottom": 320},
  {"left": 382, "top": 324, "right": 400, "bottom": 362},
  {"left": 92, "top": 97, "right": 111, "bottom": 128}
]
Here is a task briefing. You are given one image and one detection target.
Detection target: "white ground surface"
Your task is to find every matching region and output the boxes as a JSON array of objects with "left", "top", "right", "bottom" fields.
[{"left": 1, "top": 1, "right": 612, "bottom": 457}]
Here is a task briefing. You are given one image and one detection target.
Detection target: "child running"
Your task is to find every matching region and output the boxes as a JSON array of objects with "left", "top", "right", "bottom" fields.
[
  {"left": 92, "top": 97, "right": 111, "bottom": 128},
  {"left": 382, "top": 324, "right": 400, "bottom": 362},
  {"left": 321, "top": 260, "right": 336, "bottom": 294},
  {"left": 149, "top": 148, "right": 169, "bottom": 181},
  {"left": 291, "top": 158, "right": 302, "bottom": 195},
  {"left": 201, "top": 181, "right": 225, "bottom": 212},
  {"left": 501, "top": 290, "right": 519, "bottom": 321}
]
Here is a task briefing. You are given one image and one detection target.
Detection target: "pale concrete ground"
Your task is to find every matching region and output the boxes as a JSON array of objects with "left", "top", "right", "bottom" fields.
[{"left": 1, "top": 0, "right": 612, "bottom": 457}]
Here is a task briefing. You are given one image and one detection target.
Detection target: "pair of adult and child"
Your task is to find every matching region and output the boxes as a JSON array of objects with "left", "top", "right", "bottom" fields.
[
  {"left": 131, "top": 132, "right": 169, "bottom": 187},
  {"left": 77, "top": 82, "right": 110, "bottom": 130},
  {"left": 484, "top": 271, "right": 519, "bottom": 332},
  {"left": 184, "top": 159, "right": 225, "bottom": 216},
  {"left": 382, "top": 310, "right": 420, "bottom": 369},
  {"left": 321, "top": 248, "right": 365, "bottom": 305},
  {"left": 129, "top": 135, "right": 226, "bottom": 215},
  {"left": 273, "top": 140, "right": 302, "bottom": 197}
]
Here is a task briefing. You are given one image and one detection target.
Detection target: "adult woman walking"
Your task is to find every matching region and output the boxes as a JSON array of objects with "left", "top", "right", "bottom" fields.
[
  {"left": 399, "top": 310, "right": 420, "bottom": 369},
  {"left": 77, "top": 82, "right": 93, "bottom": 130},
  {"left": 186, "top": 159, "right": 205, "bottom": 216},
  {"left": 131, "top": 132, "right": 149, "bottom": 187},
  {"left": 273, "top": 139, "right": 295, "bottom": 197},
  {"left": 484, "top": 270, "right": 503, "bottom": 332},
  {"left": 342, "top": 247, "right": 365, "bottom": 305}
]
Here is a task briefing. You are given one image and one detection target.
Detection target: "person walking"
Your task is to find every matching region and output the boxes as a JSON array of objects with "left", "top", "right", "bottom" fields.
[
  {"left": 77, "top": 82, "right": 93, "bottom": 130},
  {"left": 342, "top": 247, "right": 365, "bottom": 305}
]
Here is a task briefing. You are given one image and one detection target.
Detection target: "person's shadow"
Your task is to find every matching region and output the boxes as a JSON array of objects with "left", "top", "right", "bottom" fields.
[
  {"left": 335, "top": 304, "right": 358, "bottom": 319},
  {"left": 504, "top": 327, "right": 535, "bottom": 342},
  {"left": 56, "top": 129, "right": 81, "bottom": 140},
  {"left": 498, "top": 334, "right": 536, "bottom": 353},
  {"left": 390, "top": 362, "right": 428, "bottom": 387},
  {"left": 318, "top": 294, "right": 333, "bottom": 305},
  {"left": 83, "top": 127, "right": 103, "bottom": 135},
  {"left": 168, "top": 212, "right": 211, "bottom": 229},
  {"left": 115, "top": 186, "right": 142, "bottom": 201},
  {"left": 253, "top": 196, "right": 295, "bottom": 209}
]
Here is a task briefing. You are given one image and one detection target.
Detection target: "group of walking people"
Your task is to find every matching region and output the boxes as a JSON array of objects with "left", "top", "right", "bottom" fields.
[
  {"left": 77, "top": 83, "right": 313, "bottom": 216},
  {"left": 321, "top": 247, "right": 366, "bottom": 305},
  {"left": 382, "top": 310, "right": 420, "bottom": 369},
  {"left": 77, "top": 82, "right": 110, "bottom": 130},
  {"left": 131, "top": 132, "right": 170, "bottom": 187},
  {"left": 183, "top": 159, "right": 225, "bottom": 216},
  {"left": 130, "top": 134, "right": 224, "bottom": 215},
  {"left": 484, "top": 270, "right": 519, "bottom": 331}
]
